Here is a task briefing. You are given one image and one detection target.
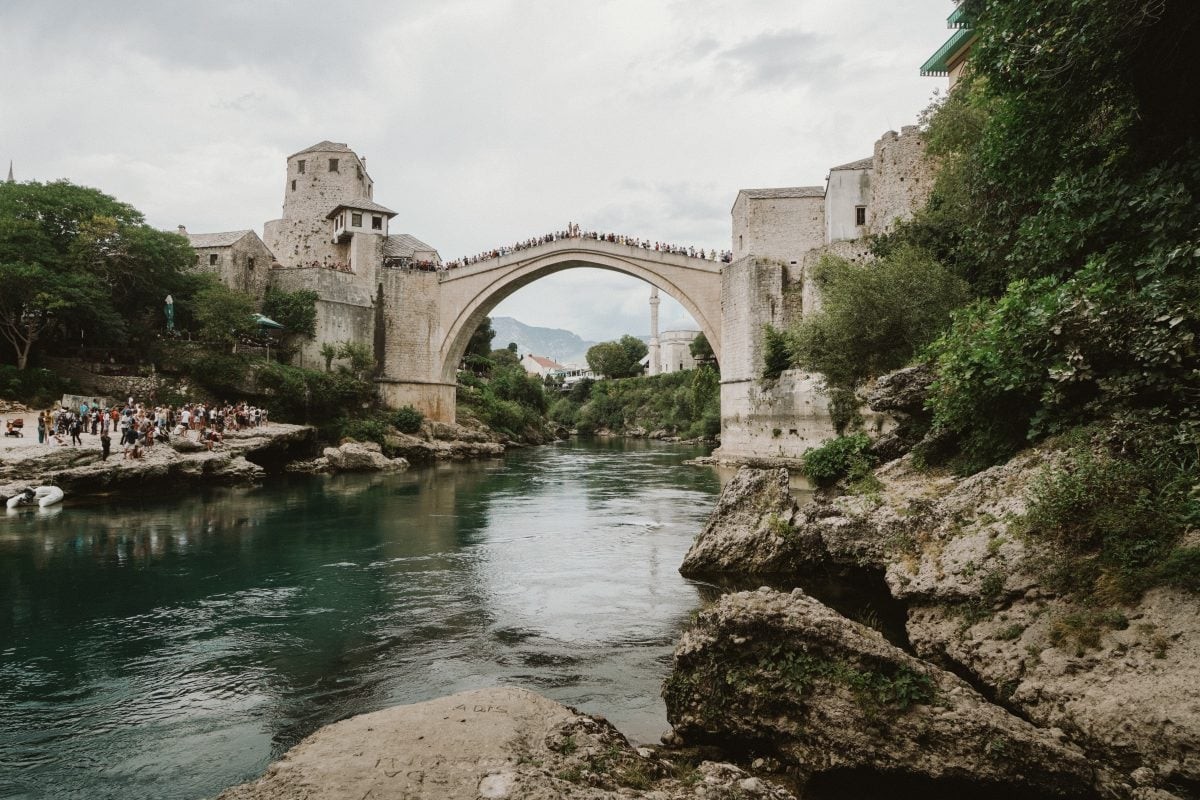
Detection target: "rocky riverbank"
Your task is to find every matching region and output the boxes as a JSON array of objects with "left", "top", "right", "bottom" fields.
[
  {"left": 216, "top": 687, "right": 796, "bottom": 800},
  {"left": 670, "top": 455, "right": 1200, "bottom": 799}
]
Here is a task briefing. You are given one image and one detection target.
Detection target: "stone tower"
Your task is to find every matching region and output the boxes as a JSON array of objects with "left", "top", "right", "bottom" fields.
[
  {"left": 648, "top": 286, "right": 661, "bottom": 375},
  {"left": 263, "top": 141, "right": 377, "bottom": 268}
]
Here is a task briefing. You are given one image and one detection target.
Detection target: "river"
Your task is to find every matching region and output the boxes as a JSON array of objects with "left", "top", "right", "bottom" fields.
[{"left": 0, "top": 439, "right": 720, "bottom": 800}]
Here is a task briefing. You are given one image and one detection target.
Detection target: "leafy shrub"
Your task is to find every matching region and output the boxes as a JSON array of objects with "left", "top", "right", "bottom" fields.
[
  {"left": 340, "top": 417, "right": 389, "bottom": 446},
  {"left": 789, "top": 248, "right": 967, "bottom": 389},
  {"left": 392, "top": 405, "right": 423, "bottom": 434},
  {"left": 801, "top": 433, "right": 877, "bottom": 487},
  {"left": 1024, "top": 423, "right": 1200, "bottom": 602},
  {"left": 761, "top": 324, "right": 791, "bottom": 381},
  {"left": 0, "top": 365, "right": 73, "bottom": 407}
]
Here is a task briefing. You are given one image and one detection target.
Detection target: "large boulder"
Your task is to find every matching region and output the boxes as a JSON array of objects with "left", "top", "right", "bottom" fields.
[
  {"left": 866, "top": 364, "right": 935, "bottom": 415},
  {"left": 679, "top": 468, "right": 811, "bottom": 577},
  {"left": 218, "top": 686, "right": 796, "bottom": 800},
  {"left": 665, "top": 588, "right": 1094, "bottom": 796},
  {"left": 322, "top": 441, "right": 409, "bottom": 473}
]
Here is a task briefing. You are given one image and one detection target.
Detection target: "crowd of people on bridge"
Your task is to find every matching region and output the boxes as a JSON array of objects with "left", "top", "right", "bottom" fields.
[
  {"left": 16, "top": 398, "right": 269, "bottom": 460},
  {"left": 392, "top": 223, "right": 734, "bottom": 272}
]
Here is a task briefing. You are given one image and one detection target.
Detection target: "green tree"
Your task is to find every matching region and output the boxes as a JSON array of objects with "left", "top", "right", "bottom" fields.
[
  {"left": 689, "top": 331, "right": 715, "bottom": 364},
  {"left": 319, "top": 342, "right": 337, "bottom": 373},
  {"left": 465, "top": 317, "right": 495, "bottom": 360},
  {"left": 789, "top": 247, "right": 968, "bottom": 388},
  {"left": 262, "top": 287, "right": 319, "bottom": 339},
  {"left": 0, "top": 179, "right": 195, "bottom": 363},
  {"left": 191, "top": 279, "right": 256, "bottom": 352},
  {"left": 336, "top": 340, "right": 375, "bottom": 378},
  {"left": 586, "top": 335, "right": 647, "bottom": 378}
]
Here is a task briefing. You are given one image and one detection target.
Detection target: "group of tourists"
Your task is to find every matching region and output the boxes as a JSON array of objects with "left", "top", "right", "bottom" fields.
[
  {"left": 393, "top": 224, "right": 735, "bottom": 272},
  {"left": 30, "top": 398, "right": 269, "bottom": 461}
]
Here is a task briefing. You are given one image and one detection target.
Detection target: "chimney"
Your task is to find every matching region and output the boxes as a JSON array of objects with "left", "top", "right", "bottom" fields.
[{"left": 177, "top": 225, "right": 188, "bottom": 235}]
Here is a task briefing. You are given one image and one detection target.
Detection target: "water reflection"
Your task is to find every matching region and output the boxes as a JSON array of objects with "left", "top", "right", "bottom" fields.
[{"left": 0, "top": 439, "right": 718, "bottom": 800}]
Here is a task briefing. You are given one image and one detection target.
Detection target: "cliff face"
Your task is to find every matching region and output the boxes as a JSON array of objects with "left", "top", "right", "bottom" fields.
[{"left": 671, "top": 457, "right": 1200, "bottom": 799}]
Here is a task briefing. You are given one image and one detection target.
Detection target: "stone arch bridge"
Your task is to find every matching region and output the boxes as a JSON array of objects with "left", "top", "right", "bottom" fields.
[{"left": 375, "top": 237, "right": 727, "bottom": 423}]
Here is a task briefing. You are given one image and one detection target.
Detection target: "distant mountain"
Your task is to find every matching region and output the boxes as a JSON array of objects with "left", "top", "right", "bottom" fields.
[{"left": 490, "top": 317, "right": 599, "bottom": 366}]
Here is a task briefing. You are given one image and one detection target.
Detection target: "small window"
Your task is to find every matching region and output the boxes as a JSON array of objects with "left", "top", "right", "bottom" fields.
[
  {"left": 297, "top": 159, "right": 306, "bottom": 174},
  {"left": 291, "top": 179, "right": 296, "bottom": 191},
  {"left": 855, "top": 206, "right": 867, "bottom": 226},
  {"left": 329, "top": 158, "right": 339, "bottom": 172},
  {"left": 248, "top": 257, "right": 255, "bottom": 270},
  {"left": 352, "top": 212, "right": 363, "bottom": 227},
  {"left": 357, "top": 165, "right": 363, "bottom": 180},
  {"left": 208, "top": 253, "right": 218, "bottom": 266},
  {"left": 371, "top": 216, "right": 383, "bottom": 230}
]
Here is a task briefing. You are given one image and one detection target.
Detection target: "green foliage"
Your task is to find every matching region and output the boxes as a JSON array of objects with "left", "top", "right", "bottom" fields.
[
  {"left": 689, "top": 331, "right": 714, "bottom": 363},
  {"left": 0, "top": 179, "right": 196, "bottom": 366},
  {"left": 0, "top": 365, "right": 73, "bottom": 407},
  {"left": 464, "top": 317, "right": 495, "bottom": 362},
  {"left": 178, "top": 351, "right": 252, "bottom": 397},
  {"left": 262, "top": 287, "right": 318, "bottom": 339},
  {"left": 801, "top": 434, "right": 877, "bottom": 487},
  {"left": 1023, "top": 423, "right": 1200, "bottom": 602},
  {"left": 586, "top": 335, "right": 648, "bottom": 379},
  {"left": 760, "top": 324, "right": 791, "bottom": 381},
  {"left": 456, "top": 358, "right": 550, "bottom": 441},
  {"left": 256, "top": 362, "right": 376, "bottom": 424},
  {"left": 336, "top": 340, "right": 375, "bottom": 378},
  {"left": 339, "top": 417, "right": 390, "bottom": 447},
  {"left": 1048, "top": 608, "right": 1129, "bottom": 655},
  {"left": 392, "top": 405, "right": 424, "bottom": 434},
  {"left": 191, "top": 277, "right": 257, "bottom": 351},
  {"left": 319, "top": 342, "right": 337, "bottom": 373},
  {"left": 557, "top": 368, "right": 720, "bottom": 438},
  {"left": 788, "top": 248, "right": 967, "bottom": 389},
  {"left": 1159, "top": 547, "right": 1200, "bottom": 592}
]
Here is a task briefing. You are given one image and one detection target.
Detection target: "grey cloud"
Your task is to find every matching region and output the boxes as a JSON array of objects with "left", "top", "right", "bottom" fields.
[{"left": 717, "top": 29, "right": 843, "bottom": 89}]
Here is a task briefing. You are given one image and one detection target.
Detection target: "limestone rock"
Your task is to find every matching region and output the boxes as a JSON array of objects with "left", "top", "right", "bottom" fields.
[
  {"left": 217, "top": 687, "right": 796, "bottom": 800},
  {"left": 322, "top": 441, "right": 409, "bottom": 472},
  {"left": 907, "top": 588, "right": 1200, "bottom": 793},
  {"left": 209, "top": 455, "right": 266, "bottom": 483},
  {"left": 285, "top": 457, "right": 331, "bottom": 474},
  {"left": 866, "top": 363, "right": 935, "bottom": 414},
  {"left": 664, "top": 588, "right": 1094, "bottom": 796},
  {"left": 679, "top": 468, "right": 814, "bottom": 577}
]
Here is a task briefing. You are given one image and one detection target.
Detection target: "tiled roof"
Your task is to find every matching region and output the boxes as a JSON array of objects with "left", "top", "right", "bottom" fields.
[
  {"left": 382, "top": 233, "right": 438, "bottom": 258},
  {"left": 829, "top": 157, "right": 873, "bottom": 171},
  {"left": 525, "top": 355, "right": 565, "bottom": 370},
  {"left": 739, "top": 186, "right": 825, "bottom": 199},
  {"left": 186, "top": 230, "right": 252, "bottom": 248},
  {"left": 326, "top": 198, "right": 398, "bottom": 219},
  {"left": 289, "top": 140, "right": 354, "bottom": 158}
]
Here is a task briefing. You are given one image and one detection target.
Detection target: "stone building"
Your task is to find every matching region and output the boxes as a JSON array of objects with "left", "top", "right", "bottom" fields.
[
  {"left": 717, "top": 124, "right": 936, "bottom": 464},
  {"left": 180, "top": 227, "right": 273, "bottom": 298},
  {"left": 656, "top": 330, "right": 701, "bottom": 374},
  {"left": 178, "top": 140, "right": 440, "bottom": 371},
  {"left": 520, "top": 354, "right": 565, "bottom": 377}
]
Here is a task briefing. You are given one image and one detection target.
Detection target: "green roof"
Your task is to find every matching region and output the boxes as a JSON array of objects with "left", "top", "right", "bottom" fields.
[
  {"left": 947, "top": 5, "right": 969, "bottom": 28},
  {"left": 921, "top": 25, "right": 975, "bottom": 77}
]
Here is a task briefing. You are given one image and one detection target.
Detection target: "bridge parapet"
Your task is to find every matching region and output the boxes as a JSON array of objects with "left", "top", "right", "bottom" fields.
[{"left": 440, "top": 236, "right": 727, "bottom": 281}]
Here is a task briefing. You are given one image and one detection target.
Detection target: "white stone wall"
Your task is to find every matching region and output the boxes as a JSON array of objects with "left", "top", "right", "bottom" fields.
[
  {"left": 731, "top": 194, "right": 825, "bottom": 266},
  {"left": 658, "top": 330, "right": 699, "bottom": 373},
  {"left": 824, "top": 168, "right": 871, "bottom": 243},
  {"left": 715, "top": 370, "right": 837, "bottom": 463}
]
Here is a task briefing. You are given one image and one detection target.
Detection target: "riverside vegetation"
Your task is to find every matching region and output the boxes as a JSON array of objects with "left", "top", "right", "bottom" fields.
[
  {"left": 764, "top": 0, "right": 1200, "bottom": 605},
  {"left": 665, "top": 2, "right": 1200, "bottom": 796}
]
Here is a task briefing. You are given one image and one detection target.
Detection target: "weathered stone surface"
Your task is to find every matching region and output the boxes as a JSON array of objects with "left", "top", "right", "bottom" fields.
[
  {"left": 217, "top": 687, "right": 796, "bottom": 800},
  {"left": 0, "top": 424, "right": 311, "bottom": 503},
  {"left": 383, "top": 432, "right": 505, "bottom": 463},
  {"left": 907, "top": 588, "right": 1200, "bottom": 795},
  {"left": 866, "top": 364, "right": 935, "bottom": 415},
  {"left": 665, "top": 588, "right": 1094, "bottom": 796},
  {"left": 322, "top": 441, "right": 409, "bottom": 472},
  {"left": 679, "top": 468, "right": 812, "bottom": 577}
]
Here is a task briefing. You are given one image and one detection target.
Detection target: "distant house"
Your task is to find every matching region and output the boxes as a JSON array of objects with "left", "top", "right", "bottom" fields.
[
  {"left": 181, "top": 227, "right": 274, "bottom": 298},
  {"left": 551, "top": 365, "right": 596, "bottom": 388},
  {"left": 521, "top": 354, "right": 566, "bottom": 377}
]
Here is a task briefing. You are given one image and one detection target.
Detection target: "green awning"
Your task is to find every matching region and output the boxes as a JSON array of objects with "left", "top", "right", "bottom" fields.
[{"left": 921, "top": 26, "right": 976, "bottom": 77}]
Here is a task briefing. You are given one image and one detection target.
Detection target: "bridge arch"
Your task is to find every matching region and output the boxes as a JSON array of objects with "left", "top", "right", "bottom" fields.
[{"left": 436, "top": 245, "right": 724, "bottom": 385}]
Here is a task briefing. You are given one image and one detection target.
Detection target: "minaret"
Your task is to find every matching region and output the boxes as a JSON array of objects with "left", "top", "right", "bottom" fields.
[
  {"left": 5, "top": 161, "right": 13, "bottom": 183},
  {"left": 649, "top": 286, "right": 661, "bottom": 376}
]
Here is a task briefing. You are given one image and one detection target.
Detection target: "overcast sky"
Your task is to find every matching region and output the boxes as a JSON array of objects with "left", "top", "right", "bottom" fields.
[{"left": 1, "top": 0, "right": 952, "bottom": 342}]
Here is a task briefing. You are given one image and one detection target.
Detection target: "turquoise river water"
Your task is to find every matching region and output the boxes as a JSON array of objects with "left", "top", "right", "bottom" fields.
[{"left": 0, "top": 439, "right": 721, "bottom": 800}]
